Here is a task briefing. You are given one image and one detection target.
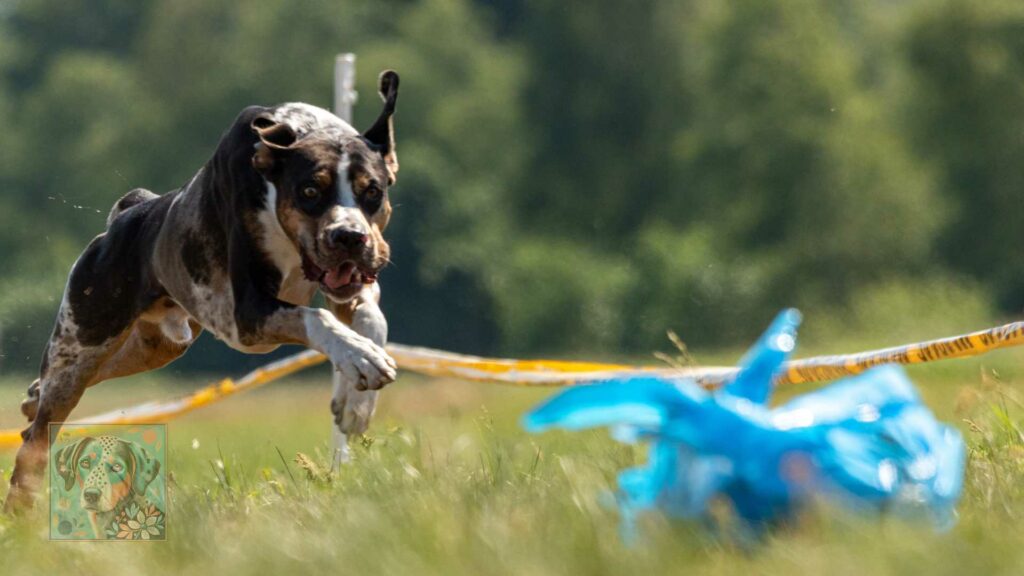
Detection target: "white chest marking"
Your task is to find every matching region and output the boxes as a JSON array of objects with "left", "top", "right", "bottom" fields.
[{"left": 258, "top": 182, "right": 302, "bottom": 273}]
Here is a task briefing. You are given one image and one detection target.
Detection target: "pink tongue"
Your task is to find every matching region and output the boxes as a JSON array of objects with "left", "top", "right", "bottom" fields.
[{"left": 323, "top": 262, "right": 357, "bottom": 289}]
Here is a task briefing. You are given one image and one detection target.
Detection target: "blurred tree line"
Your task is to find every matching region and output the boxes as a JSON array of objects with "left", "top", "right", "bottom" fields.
[{"left": 0, "top": 0, "right": 1021, "bottom": 374}]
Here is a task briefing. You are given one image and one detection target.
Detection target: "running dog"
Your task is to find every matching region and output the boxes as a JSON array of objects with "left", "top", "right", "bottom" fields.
[{"left": 5, "top": 71, "right": 402, "bottom": 512}]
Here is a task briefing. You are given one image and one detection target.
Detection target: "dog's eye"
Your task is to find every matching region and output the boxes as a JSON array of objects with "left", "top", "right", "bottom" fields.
[
  {"left": 80, "top": 460, "right": 90, "bottom": 469},
  {"left": 302, "top": 186, "right": 320, "bottom": 199},
  {"left": 364, "top": 186, "right": 381, "bottom": 200},
  {"left": 110, "top": 463, "right": 123, "bottom": 473}
]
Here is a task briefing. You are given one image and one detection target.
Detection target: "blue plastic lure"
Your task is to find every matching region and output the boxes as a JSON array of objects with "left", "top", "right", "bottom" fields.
[{"left": 523, "top": 309, "right": 965, "bottom": 538}]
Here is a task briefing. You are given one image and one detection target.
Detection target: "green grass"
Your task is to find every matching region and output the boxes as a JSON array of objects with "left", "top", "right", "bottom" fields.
[{"left": 1, "top": 348, "right": 1023, "bottom": 575}]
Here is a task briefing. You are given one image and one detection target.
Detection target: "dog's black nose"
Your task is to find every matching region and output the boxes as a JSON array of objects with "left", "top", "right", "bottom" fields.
[
  {"left": 329, "top": 228, "right": 369, "bottom": 251},
  {"left": 83, "top": 488, "right": 101, "bottom": 504}
]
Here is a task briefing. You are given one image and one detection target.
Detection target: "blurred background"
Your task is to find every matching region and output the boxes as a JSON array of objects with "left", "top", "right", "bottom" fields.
[{"left": 0, "top": 0, "right": 1021, "bottom": 376}]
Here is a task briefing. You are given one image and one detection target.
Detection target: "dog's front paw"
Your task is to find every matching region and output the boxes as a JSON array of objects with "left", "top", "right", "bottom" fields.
[
  {"left": 325, "top": 332, "right": 397, "bottom": 391},
  {"left": 331, "top": 385, "right": 378, "bottom": 436},
  {"left": 330, "top": 371, "right": 380, "bottom": 468}
]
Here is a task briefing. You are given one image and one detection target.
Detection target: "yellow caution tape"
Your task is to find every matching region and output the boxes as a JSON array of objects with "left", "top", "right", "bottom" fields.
[
  {"left": 387, "top": 343, "right": 735, "bottom": 387},
  {"left": 0, "top": 350, "right": 326, "bottom": 449},
  {"left": 2, "top": 320, "right": 1022, "bottom": 450},
  {"left": 777, "top": 321, "right": 1024, "bottom": 384}
]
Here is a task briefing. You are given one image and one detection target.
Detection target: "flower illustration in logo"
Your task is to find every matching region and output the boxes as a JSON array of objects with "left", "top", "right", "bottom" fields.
[{"left": 106, "top": 502, "right": 165, "bottom": 540}]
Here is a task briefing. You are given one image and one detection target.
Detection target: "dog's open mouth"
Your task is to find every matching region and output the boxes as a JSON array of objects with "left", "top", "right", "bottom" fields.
[{"left": 301, "top": 254, "right": 377, "bottom": 293}]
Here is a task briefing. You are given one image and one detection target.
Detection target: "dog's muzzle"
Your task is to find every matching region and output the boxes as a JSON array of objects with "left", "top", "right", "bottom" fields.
[
  {"left": 82, "top": 487, "right": 102, "bottom": 510},
  {"left": 300, "top": 236, "right": 381, "bottom": 300}
]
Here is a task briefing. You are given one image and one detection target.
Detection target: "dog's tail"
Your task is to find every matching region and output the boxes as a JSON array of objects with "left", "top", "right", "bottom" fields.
[{"left": 107, "top": 188, "right": 159, "bottom": 228}]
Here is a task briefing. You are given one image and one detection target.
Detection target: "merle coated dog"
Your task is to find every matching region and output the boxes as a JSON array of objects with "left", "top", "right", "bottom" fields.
[{"left": 5, "top": 71, "right": 402, "bottom": 512}]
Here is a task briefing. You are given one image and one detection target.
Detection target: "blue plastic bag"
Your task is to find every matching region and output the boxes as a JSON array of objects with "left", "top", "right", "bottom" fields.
[{"left": 523, "top": 309, "right": 965, "bottom": 538}]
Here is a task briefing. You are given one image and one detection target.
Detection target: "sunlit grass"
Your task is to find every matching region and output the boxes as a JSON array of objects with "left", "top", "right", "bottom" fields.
[{"left": 0, "top": 353, "right": 1023, "bottom": 575}]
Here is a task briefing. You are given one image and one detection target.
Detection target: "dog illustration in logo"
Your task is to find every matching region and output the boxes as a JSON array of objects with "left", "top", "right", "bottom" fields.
[{"left": 54, "top": 435, "right": 162, "bottom": 539}]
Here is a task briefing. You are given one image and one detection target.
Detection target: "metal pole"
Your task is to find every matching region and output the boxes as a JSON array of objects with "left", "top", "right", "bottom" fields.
[
  {"left": 332, "top": 53, "right": 358, "bottom": 467},
  {"left": 333, "top": 53, "right": 357, "bottom": 124}
]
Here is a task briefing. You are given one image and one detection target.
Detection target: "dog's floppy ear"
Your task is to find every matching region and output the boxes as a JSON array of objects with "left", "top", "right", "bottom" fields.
[
  {"left": 362, "top": 70, "right": 400, "bottom": 184},
  {"left": 251, "top": 114, "right": 298, "bottom": 174},
  {"left": 126, "top": 440, "right": 161, "bottom": 496},
  {"left": 53, "top": 437, "right": 93, "bottom": 492}
]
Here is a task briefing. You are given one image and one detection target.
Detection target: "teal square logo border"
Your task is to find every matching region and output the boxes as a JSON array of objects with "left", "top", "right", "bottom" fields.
[{"left": 48, "top": 423, "right": 167, "bottom": 541}]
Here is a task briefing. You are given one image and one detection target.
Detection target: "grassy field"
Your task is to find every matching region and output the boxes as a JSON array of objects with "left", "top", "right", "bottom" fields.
[{"left": 1, "top": 347, "right": 1023, "bottom": 575}]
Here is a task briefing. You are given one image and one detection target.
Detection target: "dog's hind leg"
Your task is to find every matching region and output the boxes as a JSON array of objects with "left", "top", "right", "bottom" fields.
[
  {"left": 6, "top": 235, "right": 136, "bottom": 511},
  {"left": 328, "top": 285, "right": 388, "bottom": 467},
  {"left": 5, "top": 304, "right": 197, "bottom": 513},
  {"left": 4, "top": 324, "right": 125, "bottom": 513}
]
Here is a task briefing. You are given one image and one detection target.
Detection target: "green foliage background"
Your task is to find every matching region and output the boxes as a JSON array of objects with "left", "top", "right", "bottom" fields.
[{"left": 0, "top": 0, "right": 1021, "bottom": 373}]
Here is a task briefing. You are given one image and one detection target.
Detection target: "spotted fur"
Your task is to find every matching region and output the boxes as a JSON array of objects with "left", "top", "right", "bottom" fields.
[{"left": 4, "top": 71, "right": 403, "bottom": 513}]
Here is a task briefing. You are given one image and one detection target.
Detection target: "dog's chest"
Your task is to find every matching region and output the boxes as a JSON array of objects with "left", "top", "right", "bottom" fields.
[
  {"left": 277, "top": 267, "right": 318, "bottom": 306},
  {"left": 254, "top": 187, "right": 318, "bottom": 305}
]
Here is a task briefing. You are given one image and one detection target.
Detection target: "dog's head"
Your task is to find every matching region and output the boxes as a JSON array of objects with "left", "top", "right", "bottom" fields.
[
  {"left": 54, "top": 436, "right": 161, "bottom": 513},
  {"left": 251, "top": 71, "right": 399, "bottom": 303}
]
